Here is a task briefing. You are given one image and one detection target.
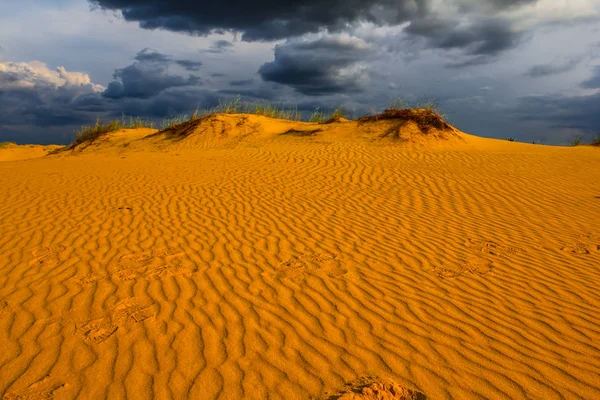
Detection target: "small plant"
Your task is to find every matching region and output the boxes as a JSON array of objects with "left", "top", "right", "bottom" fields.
[
  {"left": 0, "top": 141, "right": 16, "bottom": 148},
  {"left": 309, "top": 108, "right": 326, "bottom": 123},
  {"left": 124, "top": 115, "right": 155, "bottom": 129},
  {"left": 571, "top": 135, "right": 585, "bottom": 146},
  {"left": 506, "top": 138, "right": 515, "bottom": 142},
  {"left": 160, "top": 114, "right": 192, "bottom": 130},
  {"left": 357, "top": 103, "right": 451, "bottom": 132},
  {"left": 72, "top": 118, "right": 124, "bottom": 147},
  {"left": 591, "top": 135, "right": 600, "bottom": 147}
]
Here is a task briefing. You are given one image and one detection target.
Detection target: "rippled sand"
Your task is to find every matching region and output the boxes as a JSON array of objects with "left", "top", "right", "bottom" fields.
[{"left": 0, "top": 115, "right": 599, "bottom": 399}]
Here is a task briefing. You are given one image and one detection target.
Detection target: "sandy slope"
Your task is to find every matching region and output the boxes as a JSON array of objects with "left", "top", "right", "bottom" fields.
[
  {"left": 0, "top": 114, "right": 599, "bottom": 399},
  {"left": 0, "top": 143, "right": 62, "bottom": 162}
]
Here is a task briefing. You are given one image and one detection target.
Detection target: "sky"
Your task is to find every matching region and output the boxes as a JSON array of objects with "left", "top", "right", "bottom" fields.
[{"left": 1, "top": 0, "right": 599, "bottom": 145}]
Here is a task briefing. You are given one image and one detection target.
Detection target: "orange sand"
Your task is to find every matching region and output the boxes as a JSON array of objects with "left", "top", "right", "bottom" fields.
[
  {"left": 0, "top": 114, "right": 599, "bottom": 399},
  {"left": 0, "top": 143, "right": 61, "bottom": 162}
]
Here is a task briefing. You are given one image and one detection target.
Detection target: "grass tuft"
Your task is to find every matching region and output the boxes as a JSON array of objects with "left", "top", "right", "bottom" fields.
[
  {"left": 570, "top": 135, "right": 585, "bottom": 146},
  {"left": 0, "top": 142, "right": 16, "bottom": 148},
  {"left": 72, "top": 119, "right": 123, "bottom": 147},
  {"left": 357, "top": 101, "right": 451, "bottom": 132}
]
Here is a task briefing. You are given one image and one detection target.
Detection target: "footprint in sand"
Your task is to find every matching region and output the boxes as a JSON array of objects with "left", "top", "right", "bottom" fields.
[
  {"left": 434, "top": 257, "right": 494, "bottom": 279},
  {"left": 561, "top": 243, "right": 592, "bottom": 255},
  {"left": 277, "top": 252, "right": 348, "bottom": 279},
  {"left": 72, "top": 273, "right": 105, "bottom": 286},
  {"left": 321, "top": 376, "right": 426, "bottom": 400},
  {"left": 2, "top": 375, "right": 67, "bottom": 400},
  {"left": 29, "top": 245, "right": 66, "bottom": 267},
  {"left": 561, "top": 233, "right": 600, "bottom": 255},
  {"left": 464, "top": 239, "right": 521, "bottom": 256},
  {"left": 434, "top": 239, "right": 519, "bottom": 279},
  {"left": 107, "top": 247, "right": 195, "bottom": 282},
  {"left": 0, "top": 299, "right": 12, "bottom": 319},
  {"left": 74, "top": 299, "right": 156, "bottom": 345},
  {"left": 75, "top": 317, "right": 119, "bottom": 344}
]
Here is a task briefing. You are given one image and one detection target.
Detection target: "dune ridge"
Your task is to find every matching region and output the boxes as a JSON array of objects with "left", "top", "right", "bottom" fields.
[{"left": 0, "top": 114, "right": 599, "bottom": 399}]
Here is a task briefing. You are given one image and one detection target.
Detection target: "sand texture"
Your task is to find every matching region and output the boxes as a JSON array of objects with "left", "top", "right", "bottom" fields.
[
  {"left": 0, "top": 143, "right": 62, "bottom": 162},
  {"left": 0, "top": 114, "right": 599, "bottom": 399}
]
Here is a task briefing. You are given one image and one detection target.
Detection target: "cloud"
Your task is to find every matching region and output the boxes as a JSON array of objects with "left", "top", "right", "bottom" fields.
[
  {"left": 103, "top": 62, "right": 201, "bottom": 99},
  {"left": 404, "top": 17, "right": 524, "bottom": 65},
  {"left": 0, "top": 56, "right": 217, "bottom": 144},
  {"left": 175, "top": 59, "right": 203, "bottom": 71},
  {"left": 581, "top": 65, "right": 600, "bottom": 88},
  {"left": 525, "top": 57, "right": 582, "bottom": 78},
  {"left": 87, "top": 0, "right": 547, "bottom": 43},
  {"left": 0, "top": 61, "right": 104, "bottom": 124},
  {"left": 229, "top": 79, "right": 253, "bottom": 86},
  {"left": 515, "top": 91, "right": 600, "bottom": 139},
  {"left": 205, "top": 40, "right": 234, "bottom": 54},
  {"left": 134, "top": 48, "right": 172, "bottom": 63},
  {"left": 258, "top": 35, "right": 372, "bottom": 95},
  {"left": 88, "top": 0, "right": 433, "bottom": 41}
]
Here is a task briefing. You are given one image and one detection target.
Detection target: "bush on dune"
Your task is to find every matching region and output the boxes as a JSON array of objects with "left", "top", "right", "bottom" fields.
[{"left": 72, "top": 119, "right": 123, "bottom": 147}]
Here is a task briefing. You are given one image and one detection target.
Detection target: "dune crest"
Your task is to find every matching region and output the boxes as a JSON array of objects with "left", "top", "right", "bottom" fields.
[{"left": 62, "top": 112, "right": 465, "bottom": 155}]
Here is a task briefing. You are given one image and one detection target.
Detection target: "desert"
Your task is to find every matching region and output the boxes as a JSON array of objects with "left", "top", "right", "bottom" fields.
[{"left": 1, "top": 110, "right": 599, "bottom": 399}]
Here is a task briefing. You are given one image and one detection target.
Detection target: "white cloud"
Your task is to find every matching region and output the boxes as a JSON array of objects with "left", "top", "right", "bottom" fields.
[{"left": 0, "top": 60, "right": 105, "bottom": 92}]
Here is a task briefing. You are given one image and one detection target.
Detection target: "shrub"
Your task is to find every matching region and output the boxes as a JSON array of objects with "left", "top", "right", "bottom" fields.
[
  {"left": 571, "top": 135, "right": 584, "bottom": 146},
  {"left": 72, "top": 119, "right": 123, "bottom": 147}
]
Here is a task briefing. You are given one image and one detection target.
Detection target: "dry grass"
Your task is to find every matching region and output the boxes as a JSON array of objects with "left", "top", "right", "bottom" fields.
[
  {"left": 358, "top": 107, "right": 452, "bottom": 132},
  {"left": 72, "top": 119, "right": 123, "bottom": 147},
  {"left": 0, "top": 142, "right": 16, "bottom": 148}
]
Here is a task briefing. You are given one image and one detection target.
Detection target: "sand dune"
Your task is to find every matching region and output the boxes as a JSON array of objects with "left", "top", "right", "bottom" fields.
[
  {"left": 1, "top": 114, "right": 599, "bottom": 399},
  {"left": 0, "top": 143, "right": 62, "bottom": 162}
]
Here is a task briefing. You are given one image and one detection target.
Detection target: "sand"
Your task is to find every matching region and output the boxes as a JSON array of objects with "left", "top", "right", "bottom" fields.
[
  {"left": 0, "top": 143, "right": 62, "bottom": 162},
  {"left": 0, "top": 114, "right": 599, "bottom": 399}
]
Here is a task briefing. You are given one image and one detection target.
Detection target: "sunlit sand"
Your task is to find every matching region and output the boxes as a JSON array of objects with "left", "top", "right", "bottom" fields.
[{"left": 1, "top": 114, "right": 599, "bottom": 399}]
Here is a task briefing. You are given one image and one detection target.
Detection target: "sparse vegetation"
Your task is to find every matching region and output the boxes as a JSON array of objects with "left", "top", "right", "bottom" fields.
[
  {"left": 122, "top": 115, "right": 155, "bottom": 129},
  {"left": 210, "top": 96, "right": 301, "bottom": 121},
  {"left": 72, "top": 118, "right": 124, "bottom": 147},
  {"left": 506, "top": 138, "right": 515, "bottom": 142},
  {"left": 161, "top": 114, "right": 196, "bottom": 131},
  {"left": 309, "top": 108, "right": 326, "bottom": 123},
  {"left": 357, "top": 101, "right": 451, "bottom": 132},
  {"left": 69, "top": 95, "right": 456, "bottom": 146},
  {"left": 0, "top": 142, "right": 16, "bottom": 148},
  {"left": 591, "top": 135, "right": 600, "bottom": 147},
  {"left": 571, "top": 135, "right": 585, "bottom": 146}
]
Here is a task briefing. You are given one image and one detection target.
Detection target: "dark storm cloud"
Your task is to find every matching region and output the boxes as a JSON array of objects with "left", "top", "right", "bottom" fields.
[
  {"left": 134, "top": 48, "right": 172, "bottom": 63},
  {"left": 217, "top": 87, "right": 280, "bottom": 101},
  {"left": 111, "top": 87, "right": 220, "bottom": 118},
  {"left": 134, "top": 48, "right": 203, "bottom": 71},
  {"left": 88, "top": 0, "right": 431, "bottom": 41},
  {"left": 175, "top": 59, "right": 203, "bottom": 71},
  {"left": 525, "top": 58, "right": 582, "bottom": 78},
  {"left": 88, "top": 0, "right": 539, "bottom": 41},
  {"left": 205, "top": 40, "right": 234, "bottom": 54},
  {"left": 258, "top": 36, "right": 372, "bottom": 95},
  {"left": 103, "top": 62, "right": 201, "bottom": 99},
  {"left": 581, "top": 66, "right": 600, "bottom": 88},
  {"left": 229, "top": 79, "right": 253, "bottom": 86},
  {"left": 516, "top": 91, "right": 600, "bottom": 136},
  {"left": 404, "top": 17, "right": 523, "bottom": 64}
]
